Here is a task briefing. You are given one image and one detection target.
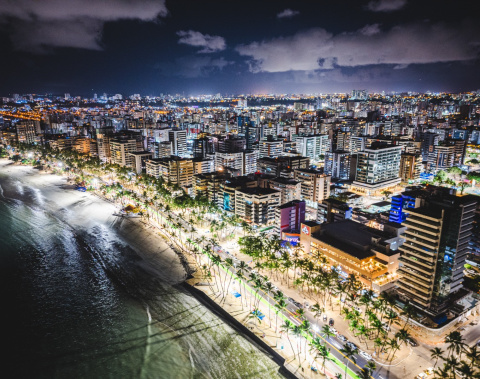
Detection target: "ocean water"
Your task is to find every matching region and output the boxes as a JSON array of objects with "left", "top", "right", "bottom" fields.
[{"left": 0, "top": 162, "right": 283, "bottom": 379}]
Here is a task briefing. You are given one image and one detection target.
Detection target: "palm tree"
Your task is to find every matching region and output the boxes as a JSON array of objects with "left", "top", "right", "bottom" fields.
[
  {"left": 311, "top": 303, "right": 324, "bottom": 328},
  {"left": 430, "top": 347, "right": 444, "bottom": 370},
  {"left": 295, "top": 308, "right": 306, "bottom": 321},
  {"left": 445, "top": 356, "right": 461, "bottom": 378},
  {"left": 395, "top": 328, "right": 412, "bottom": 349},
  {"left": 322, "top": 324, "right": 335, "bottom": 340},
  {"left": 465, "top": 345, "right": 480, "bottom": 369},
  {"left": 340, "top": 344, "right": 357, "bottom": 379},
  {"left": 456, "top": 362, "right": 474, "bottom": 379},
  {"left": 263, "top": 281, "right": 274, "bottom": 327},
  {"left": 386, "top": 338, "right": 400, "bottom": 362},
  {"left": 445, "top": 331, "right": 466, "bottom": 359},
  {"left": 222, "top": 257, "right": 235, "bottom": 302},
  {"left": 301, "top": 320, "right": 312, "bottom": 359},
  {"left": 274, "top": 299, "right": 287, "bottom": 333},
  {"left": 356, "top": 368, "right": 372, "bottom": 379},
  {"left": 400, "top": 303, "right": 417, "bottom": 329},
  {"left": 280, "top": 320, "right": 296, "bottom": 360},
  {"left": 292, "top": 325, "right": 304, "bottom": 357},
  {"left": 315, "top": 344, "right": 332, "bottom": 377}
]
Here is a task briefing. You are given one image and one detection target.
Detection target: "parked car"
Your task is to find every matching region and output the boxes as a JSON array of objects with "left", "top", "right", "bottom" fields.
[
  {"left": 337, "top": 334, "right": 347, "bottom": 342},
  {"left": 353, "top": 306, "right": 362, "bottom": 313},
  {"left": 323, "top": 314, "right": 328, "bottom": 321},
  {"left": 406, "top": 337, "right": 418, "bottom": 347},
  {"left": 382, "top": 322, "right": 391, "bottom": 331},
  {"left": 359, "top": 351, "right": 372, "bottom": 361},
  {"left": 304, "top": 302, "right": 310, "bottom": 309},
  {"left": 329, "top": 326, "right": 337, "bottom": 335},
  {"left": 329, "top": 318, "right": 334, "bottom": 326}
]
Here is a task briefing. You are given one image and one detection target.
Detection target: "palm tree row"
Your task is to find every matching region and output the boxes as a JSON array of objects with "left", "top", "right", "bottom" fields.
[{"left": 431, "top": 331, "right": 480, "bottom": 378}]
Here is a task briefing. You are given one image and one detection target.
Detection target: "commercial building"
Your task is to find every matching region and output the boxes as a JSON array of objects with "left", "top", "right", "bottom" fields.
[
  {"left": 300, "top": 220, "right": 403, "bottom": 291},
  {"left": 275, "top": 200, "right": 306, "bottom": 239}
]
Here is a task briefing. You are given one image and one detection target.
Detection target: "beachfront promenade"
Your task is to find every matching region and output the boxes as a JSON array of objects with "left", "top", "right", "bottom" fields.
[{"left": 0, "top": 148, "right": 448, "bottom": 379}]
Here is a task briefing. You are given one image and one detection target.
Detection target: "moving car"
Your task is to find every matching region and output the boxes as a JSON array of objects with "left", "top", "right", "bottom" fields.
[
  {"left": 323, "top": 314, "right": 328, "bottom": 321},
  {"left": 329, "top": 318, "right": 334, "bottom": 326}
]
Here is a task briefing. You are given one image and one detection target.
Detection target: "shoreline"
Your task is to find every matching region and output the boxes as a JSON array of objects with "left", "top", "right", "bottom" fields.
[{"left": 1, "top": 159, "right": 293, "bottom": 378}]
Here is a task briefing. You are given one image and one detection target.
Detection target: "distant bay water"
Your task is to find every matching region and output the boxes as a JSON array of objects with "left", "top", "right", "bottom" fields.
[{"left": 0, "top": 161, "right": 283, "bottom": 379}]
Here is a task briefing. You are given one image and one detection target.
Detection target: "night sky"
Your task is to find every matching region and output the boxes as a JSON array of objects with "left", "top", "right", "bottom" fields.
[{"left": 1, "top": 0, "right": 479, "bottom": 96}]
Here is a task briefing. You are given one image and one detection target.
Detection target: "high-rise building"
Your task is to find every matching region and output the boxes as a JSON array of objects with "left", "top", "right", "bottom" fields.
[
  {"left": 399, "top": 153, "right": 422, "bottom": 182},
  {"left": 215, "top": 152, "right": 244, "bottom": 175},
  {"left": 351, "top": 144, "right": 401, "bottom": 196},
  {"left": 324, "top": 150, "right": 353, "bottom": 180},
  {"left": 145, "top": 157, "right": 194, "bottom": 188},
  {"left": 235, "top": 187, "right": 281, "bottom": 226},
  {"left": 110, "top": 138, "right": 138, "bottom": 167},
  {"left": 294, "top": 169, "right": 331, "bottom": 207},
  {"left": 260, "top": 177, "right": 301, "bottom": 205},
  {"left": 193, "top": 137, "right": 213, "bottom": 158},
  {"left": 168, "top": 129, "right": 187, "bottom": 157},
  {"left": 260, "top": 136, "right": 284, "bottom": 158},
  {"left": 243, "top": 150, "right": 259, "bottom": 175},
  {"left": 15, "top": 120, "right": 38, "bottom": 144},
  {"left": 155, "top": 141, "right": 173, "bottom": 158},
  {"left": 295, "top": 134, "right": 330, "bottom": 161},
  {"left": 396, "top": 192, "right": 478, "bottom": 316}
]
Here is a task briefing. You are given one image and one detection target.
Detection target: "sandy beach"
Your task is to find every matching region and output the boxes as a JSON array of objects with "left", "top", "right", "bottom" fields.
[{"left": 0, "top": 159, "right": 286, "bottom": 379}]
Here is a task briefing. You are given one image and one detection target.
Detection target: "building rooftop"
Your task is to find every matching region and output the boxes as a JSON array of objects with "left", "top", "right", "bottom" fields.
[
  {"left": 128, "top": 151, "right": 152, "bottom": 156},
  {"left": 278, "top": 200, "right": 305, "bottom": 209},
  {"left": 236, "top": 187, "right": 279, "bottom": 196}
]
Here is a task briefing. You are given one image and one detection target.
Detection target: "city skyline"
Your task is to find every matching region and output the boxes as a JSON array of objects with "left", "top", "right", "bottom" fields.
[{"left": 1, "top": 0, "right": 480, "bottom": 95}]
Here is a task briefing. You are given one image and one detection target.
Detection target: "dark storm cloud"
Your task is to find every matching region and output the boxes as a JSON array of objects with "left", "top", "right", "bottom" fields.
[
  {"left": 0, "top": 0, "right": 168, "bottom": 51},
  {"left": 367, "top": 0, "right": 407, "bottom": 12},
  {"left": 236, "top": 23, "right": 479, "bottom": 73},
  {"left": 177, "top": 30, "right": 226, "bottom": 53}
]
